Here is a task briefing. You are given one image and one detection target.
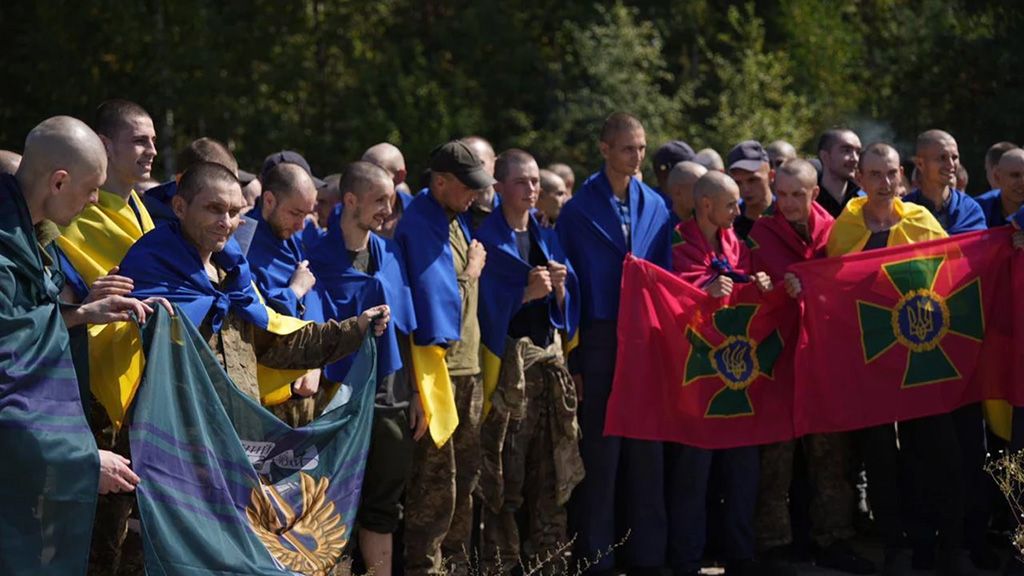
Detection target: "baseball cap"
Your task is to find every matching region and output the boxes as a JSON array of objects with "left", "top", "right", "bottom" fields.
[
  {"left": 653, "top": 140, "right": 696, "bottom": 174},
  {"left": 726, "top": 140, "right": 769, "bottom": 172},
  {"left": 260, "top": 150, "right": 326, "bottom": 188},
  {"left": 429, "top": 140, "right": 496, "bottom": 190}
]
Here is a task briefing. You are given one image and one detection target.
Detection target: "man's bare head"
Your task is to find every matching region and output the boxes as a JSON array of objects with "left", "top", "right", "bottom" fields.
[
  {"left": 914, "top": 129, "right": 959, "bottom": 192},
  {"left": 666, "top": 161, "right": 707, "bottom": 222},
  {"left": 599, "top": 112, "right": 644, "bottom": 145},
  {"left": 773, "top": 159, "right": 820, "bottom": 225},
  {"left": 693, "top": 171, "right": 741, "bottom": 229},
  {"left": 177, "top": 137, "right": 238, "bottom": 176},
  {"left": 340, "top": 161, "right": 396, "bottom": 233},
  {"left": 463, "top": 136, "right": 496, "bottom": 175},
  {"left": 261, "top": 162, "right": 318, "bottom": 240},
  {"left": 361, "top": 143, "right": 407, "bottom": 186},
  {"left": 548, "top": 163, "right": 575, "bottom": 192},
  {"left": 996, "top": 148, "right": 1024, "bottom": 207},
  {"left": 0, "top": 150, "right": 21, "bottom": 176},
  {"left": 694, "top": 148, "right": 725, "bottom": 172},
  {"left": 767, "top": 140, "right": 798, "bottom": 169},
  {"left": 985, "top": 141, "right": 1018, "bottom": 190},
  {"left": 17, "top": 116, "right": 108, "bottom": 225}
]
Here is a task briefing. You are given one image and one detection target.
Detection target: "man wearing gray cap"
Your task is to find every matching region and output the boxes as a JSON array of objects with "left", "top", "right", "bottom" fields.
[
  {"left": 396, "top": 140, "right": 492, "bottom": 576},
  {"left": 727, "top": 140, "right": 775, "bottom": 240}
]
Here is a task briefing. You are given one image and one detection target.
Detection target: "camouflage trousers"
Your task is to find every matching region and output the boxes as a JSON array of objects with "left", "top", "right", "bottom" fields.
[
  {"left": 755, "top": 432, "right": 856, "bottom": 550},
  {"left": 87, "top": 418, "right": 144, "bottom": 576},
  {"left": 404, "top": 373, "right": 483, "bottom": 576},
  {"left": 480, "top": 364, "right": 570, "bottom": 575}
]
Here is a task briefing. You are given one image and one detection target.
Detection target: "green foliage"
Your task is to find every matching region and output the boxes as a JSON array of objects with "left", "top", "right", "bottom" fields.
[{"left": 0, "top": 0, "right": 1021, "bottom": 193}]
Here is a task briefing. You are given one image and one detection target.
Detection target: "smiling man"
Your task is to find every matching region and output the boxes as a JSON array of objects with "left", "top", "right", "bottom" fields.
[
  {"left": 903, "top": 130, "right": 985, "bottom": 234},
  {"left": 306, "top": 161, "right": 423, "bottom": 576}
]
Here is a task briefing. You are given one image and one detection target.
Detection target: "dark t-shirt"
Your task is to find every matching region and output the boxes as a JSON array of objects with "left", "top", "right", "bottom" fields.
[
  {"left": 350, "top": 247, "right": 410, "bottom": 409},
  {"left": 863, "top": 230, "right": 890, "bottom": 251},
  {"left": 508, "top": 230, "right": 555, "bottom": 348}
]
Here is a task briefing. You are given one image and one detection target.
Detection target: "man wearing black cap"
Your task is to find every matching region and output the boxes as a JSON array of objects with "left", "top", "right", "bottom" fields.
[
  {"left": 396, "top": 140, "right": 492, "bottom": 576},
  {"left": 653, "top": 140, "right": 696, "bottom": 226},
  {"left": 727, "top": 140, "right": 775, "bottom": 240},
  {"left": 239, "top": 169, "right": 261, "bottom": 215}
]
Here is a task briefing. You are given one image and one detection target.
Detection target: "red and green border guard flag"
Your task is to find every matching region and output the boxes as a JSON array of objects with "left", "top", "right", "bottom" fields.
[
  {"left": 604, "top": 255, "right": 796, "bottom": 449},
  {"left": 789, "top": 228, "right": 1015, "bottom": 435}
]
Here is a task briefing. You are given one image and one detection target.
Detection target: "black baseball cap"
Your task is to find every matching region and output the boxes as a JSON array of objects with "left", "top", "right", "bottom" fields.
[
  {"left": 260, "top": 150, "right": 326, "bottom": 188},
  {"left": 429, "top": 140, "right": 496, "bottom": 190},
  {"left": 653, "top": 140, "right": 696, "bottom": 174},
  {"left": 237, "top": 169, "right": 257, "bottom": 185},
  {"left": 727, "top": 140, "right": 769, "bottom": 172}
]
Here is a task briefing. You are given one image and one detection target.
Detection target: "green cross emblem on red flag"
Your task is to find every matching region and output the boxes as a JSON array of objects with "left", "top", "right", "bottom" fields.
[
  {"left": 683, "top": 304, "right": 783, "bottom": 417},
  {"left": 856, "top": 255, "right": 984, "bottom": 387}
]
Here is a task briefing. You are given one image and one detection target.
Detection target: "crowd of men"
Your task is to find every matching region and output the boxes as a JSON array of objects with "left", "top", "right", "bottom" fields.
[{"left": 3, "top": 99, "right": 1024, "bottom": 576}]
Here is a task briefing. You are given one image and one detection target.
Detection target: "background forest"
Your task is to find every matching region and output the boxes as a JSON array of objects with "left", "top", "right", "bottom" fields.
[{"left": 1, "top": 0, "right": 1022, "bottom": 191}]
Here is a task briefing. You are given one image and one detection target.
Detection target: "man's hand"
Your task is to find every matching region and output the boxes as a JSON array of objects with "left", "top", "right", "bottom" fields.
[
  {"left": 358, "top": 304, "right": 390, "bottom": 336},
  {"left": 523, "top": 266, "right": 553, "bottom": 302},
  {"left": 65, "top": 295, "right": 154, "bottom": 328},
  {"left": 84, "top": 266, "right": 134, "bottom": 304},
  {"left": 784, "top": 272, "right": 803, "bottom": 298},
  {"left": 465, "top": 240, "right": 487, "bottom": 280},
  {"left": 572, "top": 373, "right": 584, "bottom": 403},
  {"left": 289, "top": 260, "right": 317, "bottom": 299},
  {"left": 292, "top": 369, "right": 321, "bottom": 398},
  {"left": 548, "top": 260, "right": 568, "bottom": 307},
  {"left": 706, "top": 275, "right": 734, "bottom": 298},
  {"left": 752, "top": 271, "right": 773, "bottom": 293},
  {"left": 409, "top": 394, "right": 429, "bottom": 441},
  {"left": 98, "top": 450, "right": 140, "bottom": 495}
]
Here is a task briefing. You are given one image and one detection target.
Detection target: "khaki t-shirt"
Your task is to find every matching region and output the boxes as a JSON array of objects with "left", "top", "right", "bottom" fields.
[{"left": 444, "top": 217, "right": 481, "bottom": 376}]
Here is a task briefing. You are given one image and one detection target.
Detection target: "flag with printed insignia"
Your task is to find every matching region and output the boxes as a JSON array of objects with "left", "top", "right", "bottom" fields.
[
  {"left": 604, "top": 255, "right": 796, "bottom": 449},
  {"left": 790, "top": 228, "right": 1015, "bottom": 435}
]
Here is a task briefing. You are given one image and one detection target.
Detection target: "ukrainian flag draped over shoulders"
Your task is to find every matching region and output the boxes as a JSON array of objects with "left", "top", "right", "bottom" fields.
[
  {"left": 394, "top": 191, "right": 463, "bottom": 446},
  {"left": 0, "top": 175, "right": 99, "bottom": 575},
  {"left": 556, "top": 170, "right": 672, "bottom": 326},
  {"left": 56, "top": 189, "right": 154, "bottom": 285},
  {"left": 246, "top": 207, "right": 309, "bottom": 318},
  {"left": 827, "top": 197, "right": 947, "bottom": 257},
  {"left": 306, "top": 207, "right": 417, "bottom": 385},
  {"left": 101, "top": 223, "right": 309, "bottom": 426},
  {"left": 476, "top": 210, "right": 580, "bottom": 415}
]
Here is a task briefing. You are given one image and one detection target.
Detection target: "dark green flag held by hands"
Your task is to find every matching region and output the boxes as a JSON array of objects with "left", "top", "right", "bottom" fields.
[{"left": 129, "top": 305, "right": 376, "bottom": 575}]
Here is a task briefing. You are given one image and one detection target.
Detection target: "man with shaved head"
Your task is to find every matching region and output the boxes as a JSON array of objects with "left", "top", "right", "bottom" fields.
[
  {"left": 748, "top": 160, "right": 874, "bottom": 575},
  {"left": 904, "top": 130, "right": 985, "bottom": 234},
  {"left": 557, "top": 112, "right": 672, "bottom": 574},
  {"left": 465, "top": 135, "right": 498, "bottom": 232},
  {"left": 536, "top": 168, "right": 570, "bottom": 226},
  {"left": 362, "top": 143, "right": 413, "bottom": 234},
  {"left": 767, "top": 140, "right": 798, "bottom": 170},
  {"left": 56, "top": 100, "right": 160, "bottom": 305},
  {"left": 0, "top": 116, "right": 170, "bottom": 574},
  {"left": 975, "top": 142, "right": 1021, "bottom": 227},
  {"left": 694, "top": 147, "right": 725, "bottom": 172},
  {"left": 247, "top": 163, "right": 322, "bottom": 427},
  {"left": 548, "top": 162, "right": 575, "bottom": 193},
  {"left": 142, "top": 136, "right": 239, "bottom": 226},
  {"left": 665, "top": 161, "right": 706, "bottom": 229},
  {"left": 815, "top": 129, "right": 862, "bottom": 217},
  {"left": 792, "top": 143, "right": 948, "bottom": 574},
  {"left": 670, "top": 170, "right": 771, "bottom": 576},
  {"left": 306, "top": 160, "right": 422, "bottom": 576},
  {"left": 0, "top": 149, "right": 21, "bottom": 175}
]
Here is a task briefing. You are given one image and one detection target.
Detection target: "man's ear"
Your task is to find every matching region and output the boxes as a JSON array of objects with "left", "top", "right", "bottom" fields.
[
  {"left": 49, "top": 169, "right": 69, "bottom": 198},
  {"left": 810, "top": 185, "right": 820, "bottom": 201},
  {"left": 171, "top": 194, "right": 187, "bottom": 220},
  {"left": 263, "top": 189, "right": 277, "bottom": 212},
  {"left": 99, "top": 134, "right": 114, "bottom": 157},
  {"left": 598, "top": 141, "right": 610, "bottom": 161}
]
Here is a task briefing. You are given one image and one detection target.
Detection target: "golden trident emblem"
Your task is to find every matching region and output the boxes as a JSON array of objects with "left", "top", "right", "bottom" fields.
[
  {"left": 722, "top": 343, "right": 748, "bottom": 381},
  {"left": 246, "top": 472, "right": 348, "bottom": 575},
  {"left": 906, "top": 297, "right": 935, "bottom": 342}
]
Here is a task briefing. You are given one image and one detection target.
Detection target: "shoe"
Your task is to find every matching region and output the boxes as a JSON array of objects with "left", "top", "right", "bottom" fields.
[
  {"left": 937, "top": 549, "right": 985, "bottom": 576},
  {"left": 969, "top": 544, "right": 1001, "bottom": 571},
  {"left": 882, "top": 548, "right": 912, "bottom": 576},
  {"left": 815, "top": 541, "right": 877, "bottom": 574}
]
